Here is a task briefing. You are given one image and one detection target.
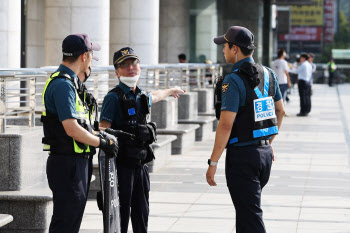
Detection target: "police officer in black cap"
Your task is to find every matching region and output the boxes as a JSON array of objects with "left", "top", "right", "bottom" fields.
[
  {"left": 42, "top": 33, "right": 118, "bottom": 233},
  {"left": 206, "top": 26, "right": 285, "bottom": 233},
  {"left": 99, "top": 47, "right": 184, "bottom": 233}
]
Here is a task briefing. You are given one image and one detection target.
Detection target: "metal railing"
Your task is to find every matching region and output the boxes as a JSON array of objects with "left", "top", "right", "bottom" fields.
[{"left": 0, "top": 63, "right": 223, "bottom": 133}]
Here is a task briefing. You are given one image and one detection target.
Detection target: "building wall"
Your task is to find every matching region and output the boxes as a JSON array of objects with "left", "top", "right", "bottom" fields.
[
  {"left": 159, "top": 0, "right": 190, "bottom": 63},
  {"left": 26, "top": 0, "right": 45, "bottom": 68}
]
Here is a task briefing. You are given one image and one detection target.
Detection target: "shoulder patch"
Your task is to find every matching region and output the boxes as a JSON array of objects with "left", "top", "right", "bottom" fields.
[{"left": 222, "top": 83, "right": 229, "bottom": 94}]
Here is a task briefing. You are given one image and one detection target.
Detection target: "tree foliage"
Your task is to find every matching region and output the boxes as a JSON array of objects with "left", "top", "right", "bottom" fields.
[{"left": 319, "top": 10, "right": 350, "bottom": 63}]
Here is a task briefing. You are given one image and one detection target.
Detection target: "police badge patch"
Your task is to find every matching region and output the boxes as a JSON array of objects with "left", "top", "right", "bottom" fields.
[{"left": 222, "top": 83, "right": 229, "bottom": 94}]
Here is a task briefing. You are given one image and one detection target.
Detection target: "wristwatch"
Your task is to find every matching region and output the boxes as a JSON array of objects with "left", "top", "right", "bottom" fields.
[{"left": 208, "top": 159, "right": 218, "bottom": 166}]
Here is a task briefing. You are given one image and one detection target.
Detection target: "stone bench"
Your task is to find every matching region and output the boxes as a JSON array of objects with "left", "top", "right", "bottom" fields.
[
  {"left": 151, "top": 97, "right": 200, "bottom": 155},
  {"left": 0, "top": 127, "right": 52, "bottom": 233},
  {"left": 156, "top": 124, "right": 199, "bottom": 154},
  {"left": 178, "top": 116, "right": 216, "bottom": 141},
  {"left": 0, "top": 185, "right": 52, "bottom": 233},
  {"left": 148, "top": 135, "right": 177, "bottom": 172},
  {"left": 5, "top": 116, "right": 42, "bottom": 127},
  {"left": 0, "top": 214, "right": 13, "bottom": 228},
  {"left": 177, "top": 92, "right": 216, "bottom": 141},
  {"left": 88, "top": 134, "right": 177, "bottom": 199},
  {"left": 198, "top": 110, "right": 218, "bottom": 131}
]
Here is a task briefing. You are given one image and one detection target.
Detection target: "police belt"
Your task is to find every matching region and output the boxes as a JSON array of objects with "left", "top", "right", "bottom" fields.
[
  {"left": 230, "top": 139, "right": 269, "bottom": 147},
  {"left": 50, "top": 152, "right": 92, "bottom": 160}
]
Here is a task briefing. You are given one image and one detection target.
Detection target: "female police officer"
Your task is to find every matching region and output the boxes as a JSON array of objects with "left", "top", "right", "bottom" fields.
[{"left": 206, "top": 26, "right": 285, "bottom": 233}]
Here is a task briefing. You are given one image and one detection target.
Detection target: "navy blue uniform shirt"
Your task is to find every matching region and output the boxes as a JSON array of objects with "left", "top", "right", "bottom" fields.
[
  {"left": 44, "top": 64, "right": 79, "bottom": 122},
  {"left": 100, "top": 82, "right": 152, "bottom": 129},
  {"left": 221, "top": 57, "right": 282, "bottom": 146}
]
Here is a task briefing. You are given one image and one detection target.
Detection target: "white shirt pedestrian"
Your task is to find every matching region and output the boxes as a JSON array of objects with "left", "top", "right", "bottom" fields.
[{"left": 271, "top": 58, "right": 289, "bottom": 85}]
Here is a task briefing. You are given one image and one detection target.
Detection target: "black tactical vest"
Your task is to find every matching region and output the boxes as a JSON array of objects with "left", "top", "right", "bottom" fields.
[
  {"left": 109, "top": 86, "right": 156, "bottom": 162},
  {"left": 227, "top": 62, "right": 278, "bottom": 145}
]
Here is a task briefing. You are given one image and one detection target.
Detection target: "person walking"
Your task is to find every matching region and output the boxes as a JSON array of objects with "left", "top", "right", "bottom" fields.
[
  {"left": 206, "top": 26, "right": 285, "bottom": 233},
  {"left": 99, "top": 47, "right": 184, "bottom": 233},
  {"left": 271, "top": 48, "right": 291, "bottom": 102},
  {"left": 42, "top": 33, "right": 118, "bottom": 233}
]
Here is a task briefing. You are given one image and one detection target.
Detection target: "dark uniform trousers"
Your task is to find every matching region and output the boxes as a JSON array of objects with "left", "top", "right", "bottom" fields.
[
  {"left": 117, "top": 162, "right": 150, "bottom": 233},
  {"left": 46, "top": 155, "right": 93, "bottom": 233},
  {"left": 298, "top": 79, "right": 312, "bottom": 114},
  {"left": 225, "top": 141, "right": 273, "bottom": 233},
  {"left": 328, "top": 72, "right": 334, "bottom": 86}
]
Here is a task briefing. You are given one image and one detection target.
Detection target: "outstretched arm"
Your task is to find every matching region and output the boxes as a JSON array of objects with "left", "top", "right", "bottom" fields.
[{"left": 150, "top": 86, "right": 184, "bottom": 103}]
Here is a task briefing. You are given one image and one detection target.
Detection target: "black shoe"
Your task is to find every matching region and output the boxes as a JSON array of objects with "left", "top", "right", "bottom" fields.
[{"left": 297, "top": 112, "right": 308, "bottom": 117}]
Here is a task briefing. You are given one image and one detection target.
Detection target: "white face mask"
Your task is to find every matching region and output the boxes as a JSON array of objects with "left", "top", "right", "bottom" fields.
[{"left": 119, "top": 75, "right": 140, "bottom": 88}]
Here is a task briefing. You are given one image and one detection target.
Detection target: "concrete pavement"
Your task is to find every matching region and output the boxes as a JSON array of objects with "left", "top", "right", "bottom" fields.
[{"left": 80, "top": 84, "right": 350, "bottom": 233}]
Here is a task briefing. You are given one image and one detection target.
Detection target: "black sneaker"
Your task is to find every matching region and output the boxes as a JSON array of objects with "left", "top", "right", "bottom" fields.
[{"left": 297, "top": 112, "right": 308, "bottom": 117}]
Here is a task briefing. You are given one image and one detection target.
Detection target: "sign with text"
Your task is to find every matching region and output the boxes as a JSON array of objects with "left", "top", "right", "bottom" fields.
[
  {"left": 291, "top": 0, "right": 323, "bottom": 26},
  {"left": 276, "top": 0, "right": 312, "bottom": 5},
  {"left": 254, "top": 97, "right": 276, "bottom": 122},
  {"left": 279, "top": 27, "right": 323, "bottom": 41},
  {"left": 324, "top": 0, "right": 335, "bottom": 43}
]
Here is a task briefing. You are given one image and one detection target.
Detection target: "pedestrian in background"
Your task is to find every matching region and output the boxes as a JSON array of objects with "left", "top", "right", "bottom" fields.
[
  {"left": 291, "top": 53, "right": 313, "bottom": 116},
  {"left": 271, "top": 48, "right": 291, "bottom": 103},
  {"left": 327, "top": 57, "right": 337, "bottom": 87}
]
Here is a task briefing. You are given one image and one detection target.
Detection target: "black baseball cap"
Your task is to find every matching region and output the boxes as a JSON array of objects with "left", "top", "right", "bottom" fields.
[
  {"left": 214, "top": 26, "right": 256, "bottom": 49},
  {"left": 113, "top": 47, "right": 139, "bottom": 65},
  {"left": 62, "top": 33, "right": 101, "bottom": 61}
]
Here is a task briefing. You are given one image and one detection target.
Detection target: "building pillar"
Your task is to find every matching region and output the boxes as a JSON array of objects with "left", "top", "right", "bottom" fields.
[
  {"left": 159, "top": 0, "right": 190, "bottom": 63},
  {"left": 216, "top": 0, "right": 263, "bottom": 66},
  {"left": 26, "top": 0, "right": 45, "bottom": 68},
  {"left": 0, "top": 0, "right": 21, "bottom": 68},
  {"left": 110, "top": 0, "right": 159, "bottom": 64},
  {"left": 45, "top": 0, "right": 110, "bottom": 66}
]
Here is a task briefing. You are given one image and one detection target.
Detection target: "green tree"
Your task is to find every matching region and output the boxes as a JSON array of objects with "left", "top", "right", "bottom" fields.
[
  {"left": 334, "top": 10, "right": 350, "bottom": 49},
  {"left": 319, "top": 10, "right": 350, "bottom": 63}
]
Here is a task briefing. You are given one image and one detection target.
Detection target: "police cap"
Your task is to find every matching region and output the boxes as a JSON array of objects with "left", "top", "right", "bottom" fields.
[
  {"left": 62, "top": 33, "right": 101, "bottom": 61},
  {"left": 214, "top": 26, "right": 256, "bottom": 50},
  {"left": 113, "top": 47, "right": 139, "bottom": 65}
]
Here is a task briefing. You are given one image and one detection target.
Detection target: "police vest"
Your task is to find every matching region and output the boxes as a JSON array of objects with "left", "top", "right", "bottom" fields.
[
  {"left": 109, "top": 86, "right": 156, "bottom": 162},
  {"left": 227, "top": 63, "right": 278, "bottom": 145},
  {"left": 41, "top": 71, "right": 96, "bottom": 156}
]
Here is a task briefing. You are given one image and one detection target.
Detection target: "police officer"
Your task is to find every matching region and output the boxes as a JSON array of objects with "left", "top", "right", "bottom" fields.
[
  {"left": 42, "top": 34, "right": 118, "bottom": 233},
  {"left": 206, "top": 26, "right": 285, "bottom": 233},
  {"left": 327, "top": 57, "right": 337, "bottom": 87},
  {"left": 99, "top": 47, "right": 184, "bottom": 233}
]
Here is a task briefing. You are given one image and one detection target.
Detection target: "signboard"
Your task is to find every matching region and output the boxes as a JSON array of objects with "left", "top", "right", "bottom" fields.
[
  {"left": 291, "top": 0, "right": 323, "bottom": 26},
  {"left": 275, "top": 0, "right": 313, "bottom": 5},
  {"left": 332, "top": 49, "right": 350, "bottom": 59},
  {"left": 324, "top": 0, "right": 335, "bottom": 43},
  {"left": 279, "top": 27, "right": 323, "bottom": 41}
]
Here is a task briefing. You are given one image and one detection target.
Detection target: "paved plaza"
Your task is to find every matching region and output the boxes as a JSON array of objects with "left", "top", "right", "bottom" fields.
[{"left": 81, "top": 84, "right": 350, "bottom": 233}]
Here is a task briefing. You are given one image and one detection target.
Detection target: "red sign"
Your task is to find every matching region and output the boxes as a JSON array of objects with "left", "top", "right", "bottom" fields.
[
  {"left": 324, "top": 0, "right": 334, "bottom": 43},
  {"left": 279, "top": 27, "right": 323, "bottom": 41}
]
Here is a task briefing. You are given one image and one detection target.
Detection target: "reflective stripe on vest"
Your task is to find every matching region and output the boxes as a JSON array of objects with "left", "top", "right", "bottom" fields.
[{"left": 42, "top": 72, "right": 91, "bottom": 153}]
